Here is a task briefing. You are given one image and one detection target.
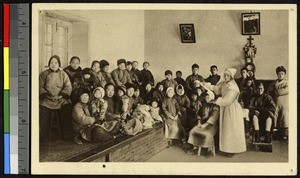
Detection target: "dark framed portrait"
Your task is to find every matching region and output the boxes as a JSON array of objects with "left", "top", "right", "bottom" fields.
[
  {"left": 242, "top": 12, "right": 260, "bottom": 35},
  {"left": 179, "top": 24, "right": 196, "bottom": 43}
]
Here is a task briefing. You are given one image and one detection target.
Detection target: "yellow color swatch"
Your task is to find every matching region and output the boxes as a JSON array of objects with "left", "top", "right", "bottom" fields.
[{"left": 4, "top": 47, "right": 9, "bottom": 90}]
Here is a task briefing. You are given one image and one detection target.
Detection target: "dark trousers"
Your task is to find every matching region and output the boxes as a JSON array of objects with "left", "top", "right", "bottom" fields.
[{"left": 39, "top": 104, "right": 74, "bottom": 143}]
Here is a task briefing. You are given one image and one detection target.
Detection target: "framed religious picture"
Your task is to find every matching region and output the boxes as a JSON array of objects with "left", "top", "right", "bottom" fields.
[
  {"left": 179, "top": 24, "right": 196, "bottom": 43},
  {"left": 242, "top": 12, "right": 260, "bottom": 35}
]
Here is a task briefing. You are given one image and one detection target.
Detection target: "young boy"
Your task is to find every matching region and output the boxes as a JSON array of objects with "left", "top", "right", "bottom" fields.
[
  {"left": 90, "top": 60, "right": 106, "bottom": 88},
  {"left": 236, "top": 67, "right": 248, "bottom": 90},
  {"left": 140, "top": 62, "right": 155, "bottom": 87},
  {"left": 205, "top": 65, "right": 221, "bottom": 85},
  {"left": 90, "top": 87, "right": 108, "bottom": 122},
  {"left": 126, "top": 61, "right": 140, "bottom": 85},
  {"left": 161, "top": 70, "right": 178, "bottom": 90},
  {"left": 175, "top": 70, "right": 187, "bottom": 89},
  {"left": 142, "top": 82, "right": 155, "bottom": 105},
  {"left": 63, "top": 56, "right": 82, "bottom": 85},
  {"left": 186, "top": 91, "right": 202, "bottom": 132},
  {"left": 100, "top": 60, "right": 115, "bottom": 86},
  {"left": 149, "top": 99, "right": 163, "bottom": 123},
  {"left": 103, "top": 83, "right": 121, "bottom": 121},
  {"left": 240, "top": 78, "right": 256, "bottom": 109},
  {"left": 133, "top": 86, "right": 144, "bottom": 108},
  {"left": 175, "top": 84, "right": 191, "bottom": 133},
  {"left": 111, "top": 59, "right": 132, "bottom": 87},
  {"left": 162, "top": 87, "right": 186, "bottom": 147},
  {"left": 152, "top": 82, "right": 165, "bottom": 106}
]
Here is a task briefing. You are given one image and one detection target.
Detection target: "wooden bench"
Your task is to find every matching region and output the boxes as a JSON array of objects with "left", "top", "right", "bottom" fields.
[{"left": 40, "top": 123, "right": 167, "bottom": 162}]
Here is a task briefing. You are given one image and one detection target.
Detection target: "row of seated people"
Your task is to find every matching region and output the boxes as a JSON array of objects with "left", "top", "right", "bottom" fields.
[
  {"left": 236, "top": 67, "right": 289, "bottom": 141},
  {"left": 39, "top": 55, "right": 288, "bottom": 158}
]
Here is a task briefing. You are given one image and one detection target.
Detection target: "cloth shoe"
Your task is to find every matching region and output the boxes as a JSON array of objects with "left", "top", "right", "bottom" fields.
[
  {"left": 187, "top": 147, "right": 198, "bottom": 155},
  {"left": 264, "top": 131, "right": 271, "bottom": 143},
  {"left": 254, "top": 130, "right": 260, "bottom": 143}
]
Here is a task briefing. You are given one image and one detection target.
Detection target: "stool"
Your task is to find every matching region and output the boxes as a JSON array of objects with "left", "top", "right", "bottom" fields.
[
  {"left": 252, "top": 130, "right": 273, "bottom": 152},
  {"left": 198, "top": 146, "right": 215, "bottom": 156}
]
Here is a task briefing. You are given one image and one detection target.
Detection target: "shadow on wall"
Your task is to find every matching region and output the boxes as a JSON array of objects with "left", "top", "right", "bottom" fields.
[{"left": 228, "top": 10, "right": 244, "bottom": 36}]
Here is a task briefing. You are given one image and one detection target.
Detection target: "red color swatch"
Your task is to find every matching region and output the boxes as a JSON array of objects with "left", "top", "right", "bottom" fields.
[{"left": 3, "top": 3, "right": 10, "bottom": 47}]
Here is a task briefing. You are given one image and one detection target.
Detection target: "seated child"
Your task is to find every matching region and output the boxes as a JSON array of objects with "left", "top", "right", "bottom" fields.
[
  {"left": 142, "top": 82, "right": 155, "bottom": 104},
  {"left": 115, "top": 86, "right": 128, "bottom": 120},
  {"left": 162, "top": 87, "right": 186, "bottom": 147},
  {"left": 149, "top": 99, "right": 163, "bottom": 123},
  {"left": 90, "top": 60, "right": 106, "bottom": 88},
  {"left": 63, "top": 56, "right": 82, "bottom": 85},
  {"left": 72, "top": 88, "right": 116, "bottom": 144},
  {"left": 175, "top": 84, "right": 191, "bottom": 133},
  {"left": 186, "top": 91, "right": 202, "bottom": 131},
  {"left": 122, "top": 83, "right": 136, "bottom": 120},
  {"left": 187, "top": 90, "right": 219, "bottom": 157},
  {"left": 90, "top": 87, "right": 108, "bottom": 122},
  {"left": 133, "top": 86, "right": 144, "bottom": 108},
  {"left": 103, "top": 83, "right": 122, "bottom": 121},
  {"left": 195, "top": 86, "right": 206, "bottom": 103},
  {"left": 71, "top": 68, "right": 95, "bottom": 105},
  {"left": 126, "top": 61, "right": 140, "bottom": 86},
  {"left": 152, "top": 82, "right": 165, "bottom": 106}
]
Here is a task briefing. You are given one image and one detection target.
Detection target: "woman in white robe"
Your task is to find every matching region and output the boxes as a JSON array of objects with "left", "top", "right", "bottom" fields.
[{"left": 203, "top": 68, "right": 246, "bottom": 157}]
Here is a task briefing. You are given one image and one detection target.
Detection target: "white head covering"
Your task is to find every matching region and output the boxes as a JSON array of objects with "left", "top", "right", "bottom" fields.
[
  {"left": 216, "top": 68, "right": 237, "bottom": 85},
  {"left": 175, "top": 84, "right": 185, "bottom": 96},
  {"left": 225, "top": 68, "right": 237, "bottom": 79},
  {"left": 166, "top": 87, "right": 175, "bottom": 97},
  {"left": 93, "top": 87, "right": 105, "bottom": 99}
]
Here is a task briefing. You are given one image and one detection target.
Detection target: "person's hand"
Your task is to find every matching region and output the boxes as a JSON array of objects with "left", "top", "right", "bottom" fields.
[
  {"left": 40, "top": 92, "right": 53, "bottom": 99},
  {"left": 210, "top": 99, "right": 216, "bottom": 104},
  {"left": 197, "top": 122, "right": 202, "bottom": 128},
  {"left": 200, "top": 123, "right": 209, "bottom": 129},
  {"left": 248, "top": 106, "right": 255, "bottom": 110},
  {"left": 58, "top": 92, "right": 69, "bottom": 99}
]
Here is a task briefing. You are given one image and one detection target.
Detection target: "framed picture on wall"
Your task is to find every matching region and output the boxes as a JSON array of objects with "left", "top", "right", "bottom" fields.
[
  {"left": 179, "top": 24, "right": 196, "bottom": 43},
  {"left": 242, "top": 12, "right": 260, "bottom": 35}
]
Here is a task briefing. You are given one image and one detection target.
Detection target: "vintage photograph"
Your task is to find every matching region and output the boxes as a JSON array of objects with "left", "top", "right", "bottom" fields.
[
  {"left": 31, "top": 3, "right": 297, "bottom": 175},
  {"left": 180, "top": 24, "right": 196, "bottom": 43},
  {"left": 242, "top": 12, "right": 260, "bottom": 35}
]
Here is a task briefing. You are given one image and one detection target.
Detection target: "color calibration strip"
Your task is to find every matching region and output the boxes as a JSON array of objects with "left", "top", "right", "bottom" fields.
[
  {"left": 3, "top": 3, "right": 11, "bottom": 174},
  {"left": 3, "top": 3, "right": 30, "bottom": 174},
  {"left": 10, "top": 4, "right": 19, "bottom": 174}
]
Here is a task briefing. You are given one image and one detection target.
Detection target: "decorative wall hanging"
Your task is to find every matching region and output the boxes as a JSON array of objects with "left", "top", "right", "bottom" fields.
[
  {"left": 243, "top": 35, "right": 257, "bottom": 74},
  {"left": 179, "top": 24, "right": 196, "bottom": 43},
  {"left": 242, "top": 12, "right": 260, "bottom": 35}
]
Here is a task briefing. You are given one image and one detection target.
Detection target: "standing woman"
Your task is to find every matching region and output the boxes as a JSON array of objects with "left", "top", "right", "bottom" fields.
[
  {"left": 204, "top": 68, "right": 246, "bottom": 157},
  {"left": 267, "top": 66, "right": 289, "bottom": 140},
  {"left": 39, "top": 55, "right": 73, "bottom": 144}
]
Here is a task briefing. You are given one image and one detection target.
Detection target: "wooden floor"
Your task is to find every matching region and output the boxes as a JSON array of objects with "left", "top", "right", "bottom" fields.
[{"left": 147, "top": 139, "right": 288, "bottom": 162}]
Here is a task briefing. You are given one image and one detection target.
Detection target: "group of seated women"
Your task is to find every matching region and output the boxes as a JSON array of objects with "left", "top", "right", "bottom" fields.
[{"left": 39, "top": 55, "right": 288, "bottom": 158}]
